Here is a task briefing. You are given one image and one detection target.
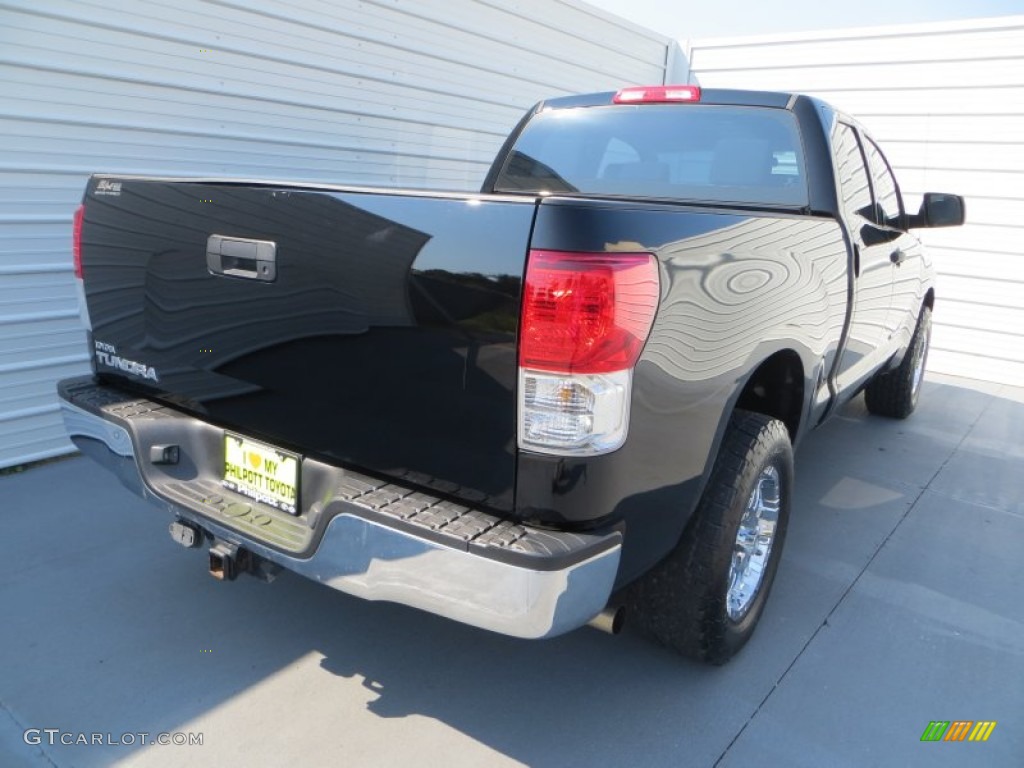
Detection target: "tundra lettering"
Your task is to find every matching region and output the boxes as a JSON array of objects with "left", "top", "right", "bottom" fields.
[{"left": 93, "top": 341, "right": 158, "bottom": 381}]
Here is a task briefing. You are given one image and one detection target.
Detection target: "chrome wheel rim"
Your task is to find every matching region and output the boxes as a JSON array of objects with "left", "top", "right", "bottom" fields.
[{"left": 727, "top": 465, "right": 781, "bottom": 621}]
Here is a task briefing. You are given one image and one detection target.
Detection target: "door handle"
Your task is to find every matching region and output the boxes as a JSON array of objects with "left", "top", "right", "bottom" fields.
[
  {"left": 207, "top": 235, "right": 277, "bottom": 281},
  {"left": 890, "top": 248, "right": 906, "bottom": 265}
]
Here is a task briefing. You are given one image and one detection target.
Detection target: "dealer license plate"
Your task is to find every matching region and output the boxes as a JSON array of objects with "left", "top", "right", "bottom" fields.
[{"left": 223, "top": 433, "right": 300, "bottom": 514}]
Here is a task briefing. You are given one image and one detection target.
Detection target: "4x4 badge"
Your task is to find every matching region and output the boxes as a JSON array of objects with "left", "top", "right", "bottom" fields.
[{"left": 94, "top": 180, "right": 122, "bottom": 196}]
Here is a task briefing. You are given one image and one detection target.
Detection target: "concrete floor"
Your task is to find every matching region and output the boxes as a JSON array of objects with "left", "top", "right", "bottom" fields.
[{"left": 1, "top": 372, "right": 1021, "bottom": 768}]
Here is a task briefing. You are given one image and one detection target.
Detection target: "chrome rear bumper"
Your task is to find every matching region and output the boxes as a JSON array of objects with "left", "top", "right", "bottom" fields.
[{"left": 57, "top": 377, "right": 621, "bottom": 639}]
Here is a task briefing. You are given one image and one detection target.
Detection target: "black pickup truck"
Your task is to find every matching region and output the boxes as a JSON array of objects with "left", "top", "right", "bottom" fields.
[{"left": 59, "top": 85, "right": 964, "bottom": 664}]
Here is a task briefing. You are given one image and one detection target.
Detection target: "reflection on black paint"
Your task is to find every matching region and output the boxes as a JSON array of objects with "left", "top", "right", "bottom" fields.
[
  {"left": 550, "top": 461, "right": 588, "bottom": 496},
  {"left": 82, "top": 179, "right": 534, "bottom": 511},
  {"left": 410, "top": 270, "right": 520, "bottom": 335}
]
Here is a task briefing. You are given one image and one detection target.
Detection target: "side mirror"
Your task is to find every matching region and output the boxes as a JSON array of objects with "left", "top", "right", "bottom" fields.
[{"left": 909, "top": 193, "right": 966, "bottom": 229}]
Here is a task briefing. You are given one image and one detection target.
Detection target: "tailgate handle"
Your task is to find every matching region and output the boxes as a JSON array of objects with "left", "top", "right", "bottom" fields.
[{"left": 207, "top": 235, "right": 277, "bottom": 282}]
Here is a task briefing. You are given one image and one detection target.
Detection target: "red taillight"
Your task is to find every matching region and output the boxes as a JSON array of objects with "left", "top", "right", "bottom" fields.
[
  {"left": 613, "top": 85, "right": 701, "bottom": 104},
  {"left": 519, "top": 250, "right": 659, "bottom": 374},
  {"left": 72, "top": 204, "right": 84, "bottom": 279}
]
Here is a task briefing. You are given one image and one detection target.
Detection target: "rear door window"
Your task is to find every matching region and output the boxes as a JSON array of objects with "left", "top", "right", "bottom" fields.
[
  {"left": 833, "top": 123, "right": 874, "bottom": 221},
  {"left": 863, "top": 137, "right": 904, "bottom": 227}
]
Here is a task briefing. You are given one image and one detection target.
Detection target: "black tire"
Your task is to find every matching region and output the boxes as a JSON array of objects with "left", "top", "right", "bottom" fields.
[
  {"left": 865, "top": 306, "right": 932, "bottom": 419},
  {"left": 626, "top": 410, "right": 793, "bottom": 665}
]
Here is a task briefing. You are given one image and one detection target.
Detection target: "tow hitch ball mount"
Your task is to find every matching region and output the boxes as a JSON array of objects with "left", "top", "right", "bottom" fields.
[{"left": 168, "top": 518, "right": 280, "bottom": 583}]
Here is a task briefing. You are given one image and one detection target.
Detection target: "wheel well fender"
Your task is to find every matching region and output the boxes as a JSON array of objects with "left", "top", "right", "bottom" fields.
[{"left": 732, "top": 349, "right": 806, "bottom": 441}]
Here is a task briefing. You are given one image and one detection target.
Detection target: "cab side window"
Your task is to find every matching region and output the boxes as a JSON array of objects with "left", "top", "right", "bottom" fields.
[
  {"left": 863, "top": 137, "right": 903, "bottom": 228},
  {"left": 833, "top": 123, "right": 873, "bottom": 221}
]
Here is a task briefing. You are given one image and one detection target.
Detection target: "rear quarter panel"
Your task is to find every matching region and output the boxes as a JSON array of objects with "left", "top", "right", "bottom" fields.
[{"left": 518, "top": 199, "right": 848, "bottom": 586}]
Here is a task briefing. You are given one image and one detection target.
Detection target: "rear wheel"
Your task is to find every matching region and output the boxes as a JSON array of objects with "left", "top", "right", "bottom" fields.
[
  {"left": 627, "top": 410, "right": 793, "bottom": 665},
  {"left": 865, "top": 306, "right": 932, "bottom": 419}
]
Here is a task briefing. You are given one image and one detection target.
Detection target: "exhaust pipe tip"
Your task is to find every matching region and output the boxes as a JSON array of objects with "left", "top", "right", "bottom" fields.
[{"left": 587, "top": 604, "right": 626, "bottom": 635}]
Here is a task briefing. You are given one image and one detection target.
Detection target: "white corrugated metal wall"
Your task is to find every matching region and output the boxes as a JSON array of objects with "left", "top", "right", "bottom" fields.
[
  {"left": 0, "top": 0, "right": 670, "bottom": 468},
  {"left": 685, "top": 16, "right": 1024, "bottom": 387}
]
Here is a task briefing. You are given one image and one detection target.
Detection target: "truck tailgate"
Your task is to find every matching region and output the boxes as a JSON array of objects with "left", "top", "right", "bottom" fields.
[{"left": 79, "top": 177, "right": 536, "bottom": 512}]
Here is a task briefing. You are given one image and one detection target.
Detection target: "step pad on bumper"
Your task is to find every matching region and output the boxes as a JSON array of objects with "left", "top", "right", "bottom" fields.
[{"left": 58, "top": 377, "right": 615, "bottom": 570}]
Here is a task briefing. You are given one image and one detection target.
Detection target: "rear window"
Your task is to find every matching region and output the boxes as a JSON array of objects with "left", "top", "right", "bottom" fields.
[{"left": 494, "top": 104, "right": 808, "bottom": 207}]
